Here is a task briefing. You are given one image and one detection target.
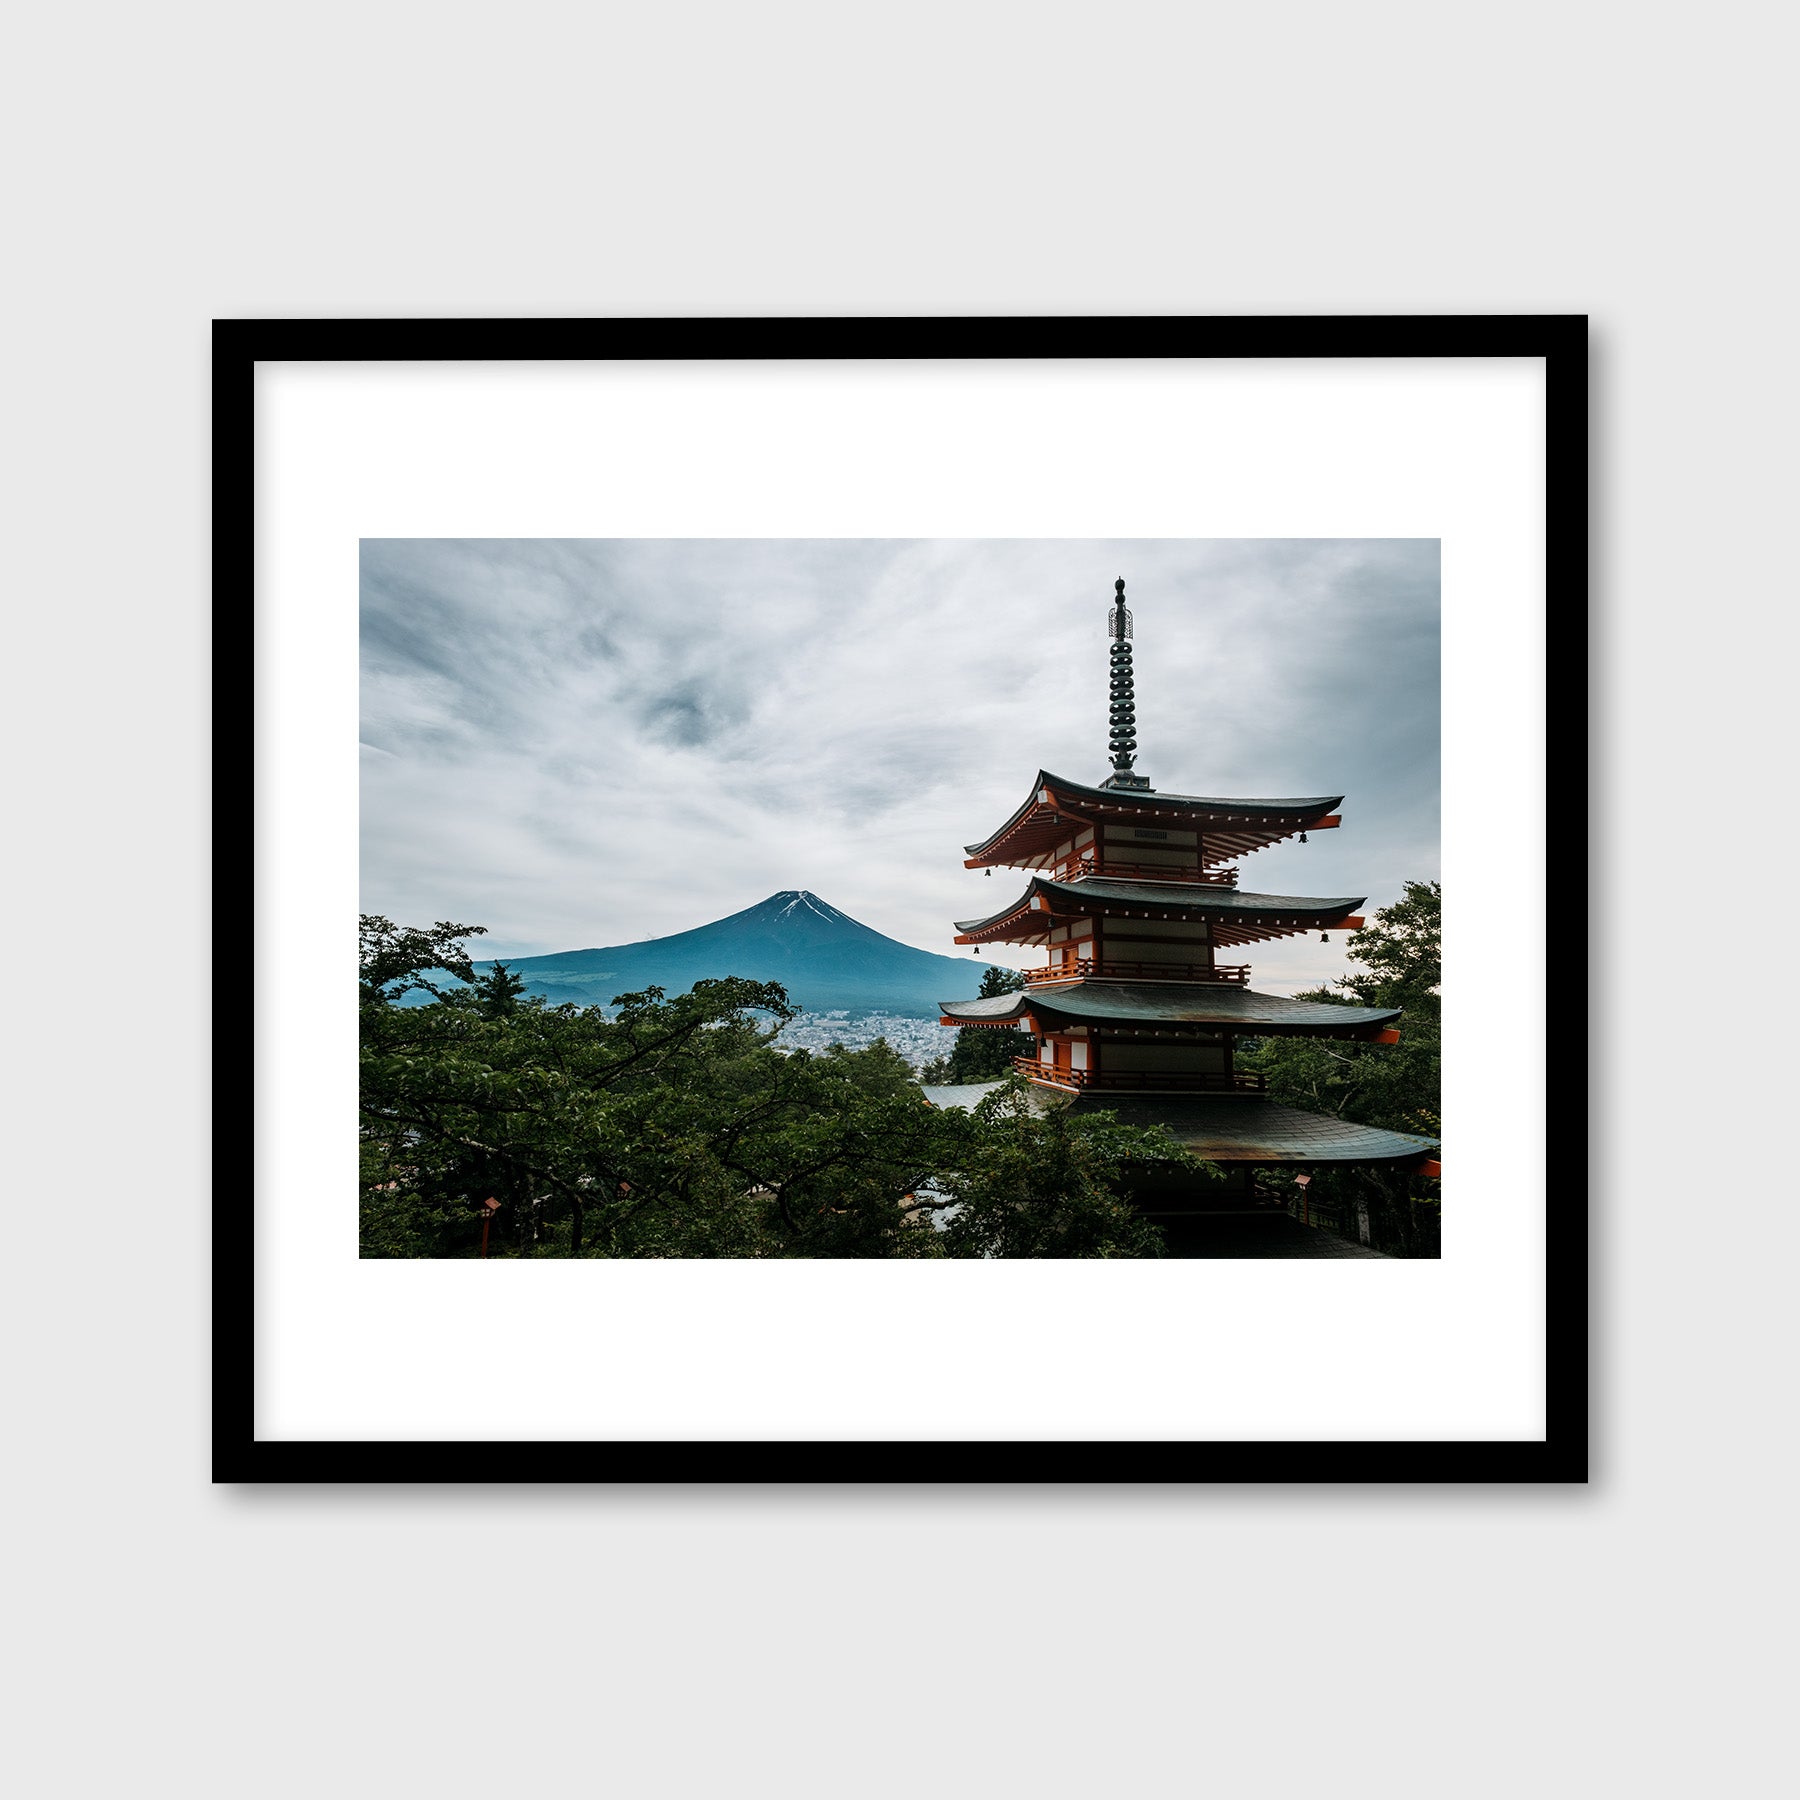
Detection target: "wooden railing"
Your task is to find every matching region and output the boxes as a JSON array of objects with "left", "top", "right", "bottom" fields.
[
  {"left": 1022, "top": 960, "right": 1251, "bottom": 986},
  {"left": 1009, "top": 1056, "right": 1094, "bottom": 1088},
  {"left": 1053, "top": 856, "right": 1238, "bottom": 887},
  {"left": 1012, "top": 1057, "right": 1268, "bottom": 1094}
]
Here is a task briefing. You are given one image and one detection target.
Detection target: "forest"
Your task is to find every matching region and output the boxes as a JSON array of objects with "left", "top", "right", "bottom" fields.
[
  {"left": 1237, "top": 880, "right": 1442, "bottom": 1256},
  {"left": 360, "top": 882, "right": 1440, "bottom": 1258},
  {"left": 360, "top": 915, "right": 1203, "bottom": 1258}
]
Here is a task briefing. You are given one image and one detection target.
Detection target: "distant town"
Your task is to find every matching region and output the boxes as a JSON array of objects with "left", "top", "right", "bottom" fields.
[{"left": 770, "top": 1008, "right": 951, "bottom": 1070}]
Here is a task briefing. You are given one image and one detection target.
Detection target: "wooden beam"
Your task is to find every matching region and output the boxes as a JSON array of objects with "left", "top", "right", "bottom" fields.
[
  {"left": 1373, "top": 1027, "right": 1401, "bottom": 1045},
  {"left": 1415, "top": 1158, "right": 1441, "bottom": 1179}
]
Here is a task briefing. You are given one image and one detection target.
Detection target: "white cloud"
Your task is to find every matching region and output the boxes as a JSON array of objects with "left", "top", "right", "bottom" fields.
[{"left": 361, "top": 539, "right": 1439, "bottom": 991}]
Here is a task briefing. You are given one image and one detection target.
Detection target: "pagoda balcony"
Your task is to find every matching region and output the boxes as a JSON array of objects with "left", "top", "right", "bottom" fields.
[
  {"left": 1022, "top": 959, "right": 1252, "bottom": 987},
  {"left": 1012, "top": 1057, "right": 1269, "bottom": 1095},
  {"left": 1052, "top": 855, "right": 1239, "bottom": 887}
]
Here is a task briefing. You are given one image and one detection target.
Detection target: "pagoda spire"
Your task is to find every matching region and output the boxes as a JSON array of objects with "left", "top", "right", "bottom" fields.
[{"left": 1100, "top": 578, "right": 1152, "bottom": 791}]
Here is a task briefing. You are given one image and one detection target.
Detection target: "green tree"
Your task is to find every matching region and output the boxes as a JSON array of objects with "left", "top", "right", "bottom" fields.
[
  {"left": 1236, "top": 880, "right": 1441, "bottom": 1255},
  {"left": 1342, "top": 878, "right": 1440, "bottom": 1005},
  {"left": 363, "top": 928, "right": 932, "bottom": 1257},
  {"left": 359, "top": 913, "right": 487, "bottom": 1004},
  {"left": 362, "top": 966, "right": 814, "bottom": 1256},
  {"left": 359, "top": 918, "right": 1176, "bottom": 1259},
  {"left": 921, "top": 1076, "right": 1215, "bottom": 1258},
  {"left": 468, "top": 960, "right": 527, "bottom": 1018}
]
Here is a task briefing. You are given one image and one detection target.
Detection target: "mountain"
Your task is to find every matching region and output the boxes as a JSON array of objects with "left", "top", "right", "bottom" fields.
[{"left": 460, "top": 891, "right": 996, "bottom": 1018}]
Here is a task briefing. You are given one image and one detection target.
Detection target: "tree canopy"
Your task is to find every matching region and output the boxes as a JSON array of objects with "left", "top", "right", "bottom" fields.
[
  {"left": 1235, "top": 879, "right": 1442, "bottom": 1254},
  {"left": 360, "top": 920, "right": 1201, "bottom": 1258},
  {"left": 358, "top": 914, "right": 487, "bottom": 1005}
]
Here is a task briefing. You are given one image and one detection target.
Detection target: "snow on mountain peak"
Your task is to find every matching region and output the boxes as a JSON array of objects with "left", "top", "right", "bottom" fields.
[{"left": 774, "top": 889, "right": 842, "bottom": 922}]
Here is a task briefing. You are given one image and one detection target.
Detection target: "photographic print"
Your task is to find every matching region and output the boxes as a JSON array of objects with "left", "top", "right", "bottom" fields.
[{"left": 359, "top": 537, "right": 1441, "bottom": 1262}]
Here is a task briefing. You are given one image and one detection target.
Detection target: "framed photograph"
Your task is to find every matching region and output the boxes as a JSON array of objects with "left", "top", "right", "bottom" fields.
[{"left": 222, "top": 316, "right": 1585, "bottom": 1481}]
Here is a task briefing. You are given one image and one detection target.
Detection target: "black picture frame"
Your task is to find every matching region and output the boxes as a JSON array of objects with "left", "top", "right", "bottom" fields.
[{"left": 217, "top": 314, "right": 1587, "bottom": 1484}]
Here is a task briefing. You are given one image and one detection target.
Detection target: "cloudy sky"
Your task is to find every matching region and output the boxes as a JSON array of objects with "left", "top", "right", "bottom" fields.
[{"left": 360, "top": 539, "right": 1439, "bottom": 996}]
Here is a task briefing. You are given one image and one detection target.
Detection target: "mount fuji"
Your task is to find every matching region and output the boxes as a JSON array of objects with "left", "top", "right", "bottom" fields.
[{"left": 468, "top": 890, "right": 994, "bottom": 1017}]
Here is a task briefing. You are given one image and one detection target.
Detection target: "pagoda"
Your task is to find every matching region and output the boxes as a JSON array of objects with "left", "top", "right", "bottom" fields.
[{"left": 937, "top": 579, "right": 1439, "bottom": 1234}]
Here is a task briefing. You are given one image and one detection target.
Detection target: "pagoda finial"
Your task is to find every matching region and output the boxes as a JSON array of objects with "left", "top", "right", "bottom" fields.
[{"left": 1100, "top": 578, "right": 1152, "bottom": 790}]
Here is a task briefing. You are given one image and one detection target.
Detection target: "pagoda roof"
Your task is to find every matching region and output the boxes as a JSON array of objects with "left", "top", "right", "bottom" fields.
[
  {"left": 1062, "top": 1093, "right": 1438, "bottom": 1167},
  {"left": 917, "top": 1082, "right": 1438, "bottom": 1168},
  {"left": 954, "top": 876, "right": 1366, "bottom": 947},
  {"left": 939, "top": 981, "right": 1400, "bottom": 1038},
  {"left": 964, "top": 770, "right": 1343, "bottom": 870}
]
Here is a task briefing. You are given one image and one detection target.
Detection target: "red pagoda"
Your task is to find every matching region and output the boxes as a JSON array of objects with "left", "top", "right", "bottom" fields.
[{"left": 937, "top": 579, "right": 1440, "bottom": 1232}]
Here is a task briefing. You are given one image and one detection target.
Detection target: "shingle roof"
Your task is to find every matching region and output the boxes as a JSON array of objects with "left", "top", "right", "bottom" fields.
[
  {"left": 1036, "top": 770, "right": 1345, "bottom": 815},
  {"left": 911, "top": 1081, "right": 1438, "bottom": 1166},
  {"left": 954, "top": 878, "right": 1366, "bottom": 936},
  {"left": 1063, "top": 1093, "right": 1439, "bottom": 1165},
  {"left": 919, "top": 1083, "right": 1010, "bottom": 1110},
  {"left": 962, "top": 769, "right": 1343, "bottom": 858},
  {"left": 939, "top": 981, "right": 1400, "bottom": 1036}
]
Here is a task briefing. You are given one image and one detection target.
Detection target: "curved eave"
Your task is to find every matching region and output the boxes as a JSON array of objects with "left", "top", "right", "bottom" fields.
[
  {"left": 917, "top": 1084, "right": 1439, "bottom": 1172},
  {"left": 962, "top": 770, "right": 1344, "bottom": 869},
  {"left": 953, "top": 877, "right": 1368, "bottom": 947},
  {"left": 939, "top": 983, "right": 1402, "bottom": 1040},
  {"left": 1063, "top": 1094, "right": 1440, "bottom": 1167}
]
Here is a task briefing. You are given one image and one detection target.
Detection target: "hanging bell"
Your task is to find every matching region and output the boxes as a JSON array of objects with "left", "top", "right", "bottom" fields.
[
  {"left": 985, "top": 868, "right": 992, "bottom": 876},
  {"left": 1321, "top": 932, "right": 1329, "bottom": 943},
  {"left": 1299, "top": 831, "right": 1308, "bottom": 844}
]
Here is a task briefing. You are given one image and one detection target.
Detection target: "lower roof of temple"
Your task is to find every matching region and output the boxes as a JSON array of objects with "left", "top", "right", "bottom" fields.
[
  {"left": 938, "top": 981, "right": 1401, "bottom": 1037},
  {"left": 919, "top": 1081, "right": 1439, "bottom": 1167}
]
